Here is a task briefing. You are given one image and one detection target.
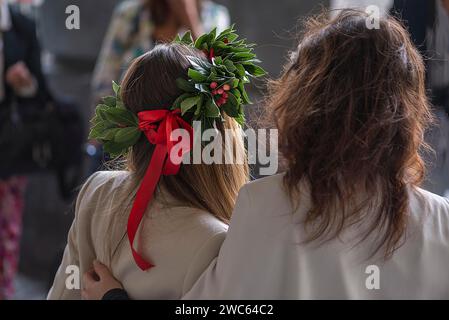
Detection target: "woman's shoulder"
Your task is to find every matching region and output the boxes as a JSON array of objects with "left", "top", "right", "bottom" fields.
[
  {"left": 81, "top": 170, "right": 132, "bottom": 192},
  {"left": 244, "top": 173, "right": 285, "bottom": 192},
  {"left": 236, "top": 173, "right": 292, "bottom": 215},
  {"left": 153, "top": 206, "right": 228, "bottom": 294},
  {"left": 407, "top": 187, "right": 449, "bottom": 246},
  {"left": 137, "top": 205, "right": 228, "bottom": 296},
  {"left": 156, "top": 204, "right": 228, "bottom": 237},
  {"left": 75, "top": 170, "right": 134, "bottom": 211},
  {"left": 409, "top": 186, "right": 449, "bottom": 224}
]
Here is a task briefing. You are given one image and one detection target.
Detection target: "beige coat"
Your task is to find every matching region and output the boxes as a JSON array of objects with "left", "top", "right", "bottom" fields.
[
  {"left": 47, "top": 171, "right": 227, "bottom": 299},
  {"left": 185, "top": 173, "right": 449, "bottom": 299}
]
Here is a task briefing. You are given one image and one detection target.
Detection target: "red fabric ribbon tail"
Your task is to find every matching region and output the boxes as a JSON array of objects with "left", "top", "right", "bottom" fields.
[
  {"left": 127, "top": 142, "right": 167, "bottom": 271},
  {"left": 127, "top": 110, "right": 193, "bottom": 271},
  {"left": 209, "top": 48, "right": 215, "bottom": 60}
]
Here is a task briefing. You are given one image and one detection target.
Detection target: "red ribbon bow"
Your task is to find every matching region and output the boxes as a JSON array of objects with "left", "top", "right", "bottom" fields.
[{"left": 128, "top": 109, "right": 193, "bottom": 270}]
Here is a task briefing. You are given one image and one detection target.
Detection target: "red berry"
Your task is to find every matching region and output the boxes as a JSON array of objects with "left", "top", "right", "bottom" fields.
[
  {"left": 224, "top": 38, "right": 229, "bottom": 44},
  {"left": 217, "top": 88, "right": 224, "bottom": 95},
  {"left": 210, "top": 82, "right": 218, "bottom": 89},
  {"left": 211, "top": 90, "right": 218, "bottom": 95},
  {"left": 223, "top": 84, "right": 231, "bottom": 91},
  {"left": 222, "top": 92, "right": 229, "bottom": 99},
  {"left": 218, "top": 97, "right": 227, "bottom": 105}
]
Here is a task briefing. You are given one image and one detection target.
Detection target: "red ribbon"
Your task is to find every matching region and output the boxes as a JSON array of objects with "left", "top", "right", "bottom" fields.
[
  {"left": 128, "top": 109, "right": 193, "bottom": 270},
  {"left": 209, "top": 48, "right": 215, "bottom": 60},
  {"left": 203, "top": 48, "right": 215, "bottom": 61}
]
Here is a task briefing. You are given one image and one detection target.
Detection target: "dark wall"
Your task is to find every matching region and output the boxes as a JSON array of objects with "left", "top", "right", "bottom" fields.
[{"left": 218, "top": 0, "right": 329, "bottom": 77}]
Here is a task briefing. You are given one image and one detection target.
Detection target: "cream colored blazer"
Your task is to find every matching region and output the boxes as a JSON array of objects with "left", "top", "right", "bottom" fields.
[
  {"left": 47, "top": 171, "right": 227, "bottom": 300},
  {"left": 185, "top": 173, "right": 449, "bottom": 299}
]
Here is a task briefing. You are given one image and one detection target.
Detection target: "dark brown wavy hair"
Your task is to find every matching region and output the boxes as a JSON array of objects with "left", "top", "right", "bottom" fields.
[{"left": 268, "top": 9, "right": 433, "bottom": 259}]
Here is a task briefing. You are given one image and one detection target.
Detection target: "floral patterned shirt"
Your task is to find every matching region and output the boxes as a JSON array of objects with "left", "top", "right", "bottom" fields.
[{"left": 91, "top": 0, "right": 230, "bottom": 103}]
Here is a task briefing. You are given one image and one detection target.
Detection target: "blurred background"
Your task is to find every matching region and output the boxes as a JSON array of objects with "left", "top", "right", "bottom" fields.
[{"left": 0, "top": 0, "right": 447, "bottom": 299}]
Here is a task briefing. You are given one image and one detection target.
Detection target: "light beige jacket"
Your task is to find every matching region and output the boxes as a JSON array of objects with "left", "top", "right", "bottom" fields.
[
  {"left": 185, "top": 173, "right": 449, "bottom": 299},
  {"left": 47, "top": 171, "right": 227, "bottom": 300}
]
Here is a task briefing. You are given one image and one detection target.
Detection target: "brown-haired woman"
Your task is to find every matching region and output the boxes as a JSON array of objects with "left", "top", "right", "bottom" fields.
[
  {"left": 184, "top": 9, "right": 449, "bottom": 299},
  {"left": 47, "top": 43, "right": 248, "bottom": 299},
  {"left": 83, "top": 9, "right": 449, "bottom": 299}
]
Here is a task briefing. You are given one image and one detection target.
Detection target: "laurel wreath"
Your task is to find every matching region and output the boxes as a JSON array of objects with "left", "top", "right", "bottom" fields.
[{"left": 89, "top": 25, "right": 266, "bottom": 157}]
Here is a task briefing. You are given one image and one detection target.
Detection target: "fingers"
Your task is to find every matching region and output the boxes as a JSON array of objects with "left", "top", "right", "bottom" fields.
[
  {"left": 82, "top": 268, "right": 101, "bottom": 300},
  {"left": 81, "top": 288, "right": 88, "bottom": 300},
  {"left": 93, "top": 260, "right": 111, "bottom": 279},
  {"left": 82, "top": 261, "right": 123, "bottom": 300},
  {"left": 82, "top": 269, "right": 97, "bottom": 289},
  {"left": 14, "top": 62, "right": 31, "bottom": 82},
  {"left": 84, "top": 260, "right": 109, "bottom": 286},
  {"left": 6, "top": 62, "right": 33, "bottom": 88}
]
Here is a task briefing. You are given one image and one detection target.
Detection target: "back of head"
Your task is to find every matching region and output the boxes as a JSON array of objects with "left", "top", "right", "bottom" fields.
[
  {"left": 269, "top": 9, "right": 433, "bottom": 258},
  {"left": 121, "top": 43, "right": 248, "bottom": 223}
]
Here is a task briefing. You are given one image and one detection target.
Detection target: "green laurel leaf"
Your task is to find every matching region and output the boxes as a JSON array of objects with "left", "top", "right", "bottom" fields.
[
  {"left": 172, "top": 93, "right": 195, "bottom": 110},
  {"left": 104, "top": 140, "right": 129, "bottom": 158},
  {"left": 188, "top": 68, "right": 208, "bottom": 82},
  {"left": 99, "top": 127, "right": 121, "bottom": 141},
  {"left": 89, "top": 120, "right": 114, "bottom": 140},
  {"left": 238, "top": 81, "right": 251, "bottom": 104},
  {"left": 194, "top": 33, "right": 209, "bottom": 49},
  {"left": 114, "top": 127, "right": 141, "bottom": 145},
  {"left": 222, "top": 92, "right": 239, "bottom": 117},
  {"left": 112, "top": 80, "right": 120, "bottom": 95},
  {"left": 181, "top": 96, "right": 201, "bottom": 115},
  {"left": 205, "top": 98, "right": 220, "bottom": 117},
  {"left": 170, "top": 25, "right": 265, "bottom": 129},
  {"left": 223, "top": 59, "right": 236, "bottom": 72},
  {"left": 176, "top": 78, "right": 197, "bottom": 93},
  {"left": 102, "top": 96, "right": 116, "bottom": 107},
  {"left": 181, "top": 31, "right": 193, "bottom": 44},
  {"left": 243, "top": 63, "right": 267, "bottom": 77},
  {"left": 95, "top": 105, "right": 109, "bottom": 120}
]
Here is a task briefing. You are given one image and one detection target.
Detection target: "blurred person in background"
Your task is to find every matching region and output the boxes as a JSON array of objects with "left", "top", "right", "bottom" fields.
[
  {"left": 0, "top": 0, "right": 47, "bottom": 299},
  {"left": 392, "top": 0, "right": 449, "bottom": 197},
  {"left": 87, "top": 0, "right": 230, "bottom": 173},
  {"left": 91, "top": 0, "right": 230, "bottom": 103}
]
